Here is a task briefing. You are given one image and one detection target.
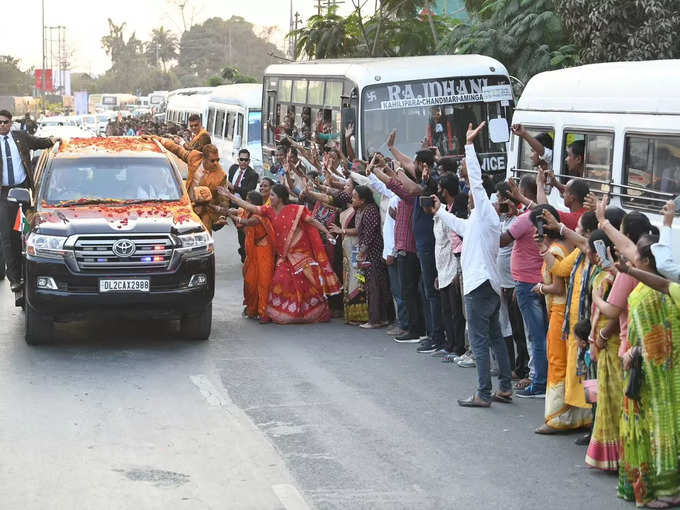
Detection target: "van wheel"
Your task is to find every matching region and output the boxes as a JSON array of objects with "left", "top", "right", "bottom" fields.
[
  {"left": 180, "top": 302, "right": 212, "bottom": 340},
  {"left": 25, "top": 303, "right": 54, "bottom": 345}
]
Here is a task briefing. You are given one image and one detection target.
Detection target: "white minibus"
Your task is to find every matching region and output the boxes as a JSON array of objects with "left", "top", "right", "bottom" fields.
[
  {"left": 165, "top": 87, "right": 214, "bottom": 126},
  {"left": 508, "top": 60, "right": 680, "bottom": 255},
  {"left": 262, "top": 55, "right": 515, "bottom": 176},
  {"left": 204, "top": 84, "right": 263, "bottom": 171}
]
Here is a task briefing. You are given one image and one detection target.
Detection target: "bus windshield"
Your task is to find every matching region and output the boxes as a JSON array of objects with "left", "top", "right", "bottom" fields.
[
  {"left": 361, "top": 76, "right": 513, "bottom": 165},
  {"left": 248, "top": 110, "right": 262, "bottom": 144}
]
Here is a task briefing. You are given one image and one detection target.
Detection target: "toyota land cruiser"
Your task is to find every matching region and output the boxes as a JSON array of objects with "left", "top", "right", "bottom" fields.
[{"left": 16, "top": 137, "right": 215, "bottom": 345}]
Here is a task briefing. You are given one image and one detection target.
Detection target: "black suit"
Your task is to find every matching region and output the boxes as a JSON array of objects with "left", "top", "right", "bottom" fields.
[
  {"left": 227, "top": 164, "right": 259, "bottom": 262},
  {"left": 0, "top": 130, "right": 54, "bottom": 286}
]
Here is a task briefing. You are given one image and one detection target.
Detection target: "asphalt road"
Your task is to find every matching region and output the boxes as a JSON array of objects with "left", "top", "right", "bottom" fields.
[{"left": 0, "top": 232, "right": 631, "bottom": 510}]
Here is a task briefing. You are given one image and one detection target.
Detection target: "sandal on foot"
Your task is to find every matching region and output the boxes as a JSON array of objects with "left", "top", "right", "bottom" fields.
[
  {"left": 514, "top": 378, "right": 531, "bottom": 390},
  {"left": 535, "top": 424, "right": 563, "bottom": 435},
  {"left": 457, "top": 395, "right": 491, "bottom": 408},
  {"left": 492, "top": 392, "right": 513, "bottom": 404}
]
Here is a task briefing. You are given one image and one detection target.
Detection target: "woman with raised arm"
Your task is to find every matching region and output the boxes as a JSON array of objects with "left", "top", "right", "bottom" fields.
[
  {"left": 218, "top": 184, "right": 341, "bottom": 324},
  {"left": 616, "top": 234, "right": 680, "bottom": 508}
]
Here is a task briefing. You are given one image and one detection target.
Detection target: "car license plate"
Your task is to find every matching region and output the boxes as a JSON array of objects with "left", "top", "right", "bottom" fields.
[{"left": 99, "top": 279, "right": 150, "bottom": 293}]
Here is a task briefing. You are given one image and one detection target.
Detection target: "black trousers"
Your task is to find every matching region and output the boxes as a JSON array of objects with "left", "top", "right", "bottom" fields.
[
  {"left": 397, "top": 251, "right": 424, "bottom": 336},
  {"left": 501, "top": 287, "right": 529, "bottom": 378},
  {"left": 0, "top": 188, "right": 22, "bottom": 285},
  {"left": 440, "top": 273, "right": 466, "bottom": 356}
]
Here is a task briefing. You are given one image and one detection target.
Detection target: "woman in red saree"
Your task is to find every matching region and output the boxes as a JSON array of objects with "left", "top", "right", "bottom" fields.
[
  {"left": 227, "top": 191, "right": 275, "bottom": 321},
  {"left": 219, "top": 184, "right": 342, "bottom": 324}
]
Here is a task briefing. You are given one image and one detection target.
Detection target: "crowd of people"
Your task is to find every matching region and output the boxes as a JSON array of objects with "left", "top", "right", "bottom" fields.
[{"left": 155, "top": 111, "right": 680, "bottom": 508}]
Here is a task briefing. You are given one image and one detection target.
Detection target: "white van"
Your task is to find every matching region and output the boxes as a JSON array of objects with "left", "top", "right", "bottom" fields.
[
  {"left": 508, "top": 60, "right": 680, "bottom": 254},
  {"left": 204, "top": 84, "right": 263, "bottom": 172}
]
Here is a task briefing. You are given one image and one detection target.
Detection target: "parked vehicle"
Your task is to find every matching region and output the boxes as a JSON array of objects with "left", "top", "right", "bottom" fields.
[
  {"left": 14, "top": 137, "right": 215, "bottom": 345},
  {"left": 508, "top": 59, "right": 680, "bottom": 258}
]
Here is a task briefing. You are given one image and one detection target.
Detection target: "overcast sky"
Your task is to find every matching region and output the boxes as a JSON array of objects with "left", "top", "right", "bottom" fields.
[{"left": 3, "top": 0, "right": 362, "bottom": 75}]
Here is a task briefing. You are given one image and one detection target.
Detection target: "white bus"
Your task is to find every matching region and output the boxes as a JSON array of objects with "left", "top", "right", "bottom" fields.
[
  {"left": 262, "top": 55, "right": 515, "bottom": 175},
  {"left": 204, "top": 84, "right": 263, "bottom": 171},
  {"left": 165, "top": 87, "right": 214, "bottom": 126},
  {"left": 508, "top": 60, "right": 680, "bottom": 254}
]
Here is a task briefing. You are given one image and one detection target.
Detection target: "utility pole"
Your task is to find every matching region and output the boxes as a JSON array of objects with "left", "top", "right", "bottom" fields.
[
  {"left": 41, "top": 0, "right": 45, "bottom": 115},
  {"left": 288, "top": 0, "right": 294, "bottom": 58}
]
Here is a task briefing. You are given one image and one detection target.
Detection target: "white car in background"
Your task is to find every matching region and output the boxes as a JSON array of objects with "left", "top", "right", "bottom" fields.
[
  {"left": 36, "top": 116, "right": 95, "bottom": 139},
  {"left": 79, "top": 114, "right": 99, "bottom": 133}
]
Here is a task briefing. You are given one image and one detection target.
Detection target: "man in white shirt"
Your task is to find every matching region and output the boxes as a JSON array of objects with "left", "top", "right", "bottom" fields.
[
  {"left": 652, "top": 200, "right": 680, "bottom": 281},
  {"left": 429, "top": 122, "right": 513, "bottom": 407}
]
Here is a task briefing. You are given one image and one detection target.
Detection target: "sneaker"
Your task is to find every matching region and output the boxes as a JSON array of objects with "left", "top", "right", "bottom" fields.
[
  {"left": 457, "top": 353, "right": 476, "bottom": 368},
  {"left": 394, "top": 332, "right": 421, "bottom": 343},
  {"left": 515, "top": 384, "right": 546, "bottom": 399},
  {"left": 431, "top": 349, "right": 450, "bottom": 358},
  {"left": 416, "top": 342, "right": 439, "bottom": 354}
]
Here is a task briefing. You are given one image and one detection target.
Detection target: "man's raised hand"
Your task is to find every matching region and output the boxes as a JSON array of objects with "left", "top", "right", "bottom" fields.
[{"left": 466, "top": 121, "right": 486, "bottom": 145}]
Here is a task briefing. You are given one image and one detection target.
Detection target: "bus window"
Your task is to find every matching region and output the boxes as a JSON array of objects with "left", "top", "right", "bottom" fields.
[
  {"left": 293, "top": 80, "right": 307, "bottom": 104},
  {"left": 248, "top": 111, "right": 261, "bottom": 144},
  {"left": 308, "top": 81, "right": 324, "bottom": 105},
  {"left": 236, "top": 113, "right": 243, "bottom": 138},
  {"left": 279, "top": 80, "right": 292, "bottom": 103},
  {"left": 325, "top": 81, "right": 343, "bottom": 108},
  {"left": 214, "top": 109, "right": 225, "bottom": 138},
  {"left": 206, "top": 107, "right": 215, "bottom": 134},
  {"left": 517, "top": 127, "right": 554, "bottom": 171},
  {"left": 562, "top": 131, "right": 613, "bottom": 192},
  {"left": 623, "top": 134, "right": 680, "bottom": 211},
  {"left": 226, "top": 112, "right": 235, "bottom": 141}
]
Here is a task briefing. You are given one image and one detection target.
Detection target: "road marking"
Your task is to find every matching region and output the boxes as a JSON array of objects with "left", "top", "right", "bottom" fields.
[
  {"left": 189, "top": 374, "right": 229, "bottom": 408},
  {"left": 272, "top": 484, "right": 311, "bottom": 510}
]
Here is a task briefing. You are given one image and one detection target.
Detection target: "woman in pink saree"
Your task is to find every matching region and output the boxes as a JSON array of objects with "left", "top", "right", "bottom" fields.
[{"left": 219, "top": 184, "right": 342, "bottom": 324}]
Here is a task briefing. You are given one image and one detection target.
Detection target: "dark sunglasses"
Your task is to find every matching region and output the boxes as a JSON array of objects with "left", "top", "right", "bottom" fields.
[
  {"left": 239, "top": 158, "right": 250, "bottom": 162},
  {"left": 0, "top": 120, "right": 11, "bottom": 125}
]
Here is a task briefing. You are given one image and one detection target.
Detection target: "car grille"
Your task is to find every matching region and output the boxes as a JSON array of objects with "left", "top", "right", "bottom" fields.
[{"left": 73, "top": 235, "right": 174, "bottom": 272}]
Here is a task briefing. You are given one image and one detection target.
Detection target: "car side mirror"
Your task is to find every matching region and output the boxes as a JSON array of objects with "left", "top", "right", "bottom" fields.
[{"left": 7, "top": 187, "right": 32, "bottom": 206}]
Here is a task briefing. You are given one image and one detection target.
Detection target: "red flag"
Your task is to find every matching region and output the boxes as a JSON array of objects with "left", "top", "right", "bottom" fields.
[{"left": 34, "top": 69, "right": 53, "bottom": 92}]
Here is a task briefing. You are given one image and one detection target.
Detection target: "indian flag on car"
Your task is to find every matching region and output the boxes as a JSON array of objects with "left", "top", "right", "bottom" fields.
[{"left": 13, "top": 207, "right": 29, "bottom": 234}]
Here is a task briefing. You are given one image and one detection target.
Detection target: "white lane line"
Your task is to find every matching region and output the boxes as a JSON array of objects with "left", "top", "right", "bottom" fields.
[
  {"left": 189, "top": 374, "right": 229, "bottom": 408},
  {"left": 272, "top": 484, "right": 311, "bottom": 510}
]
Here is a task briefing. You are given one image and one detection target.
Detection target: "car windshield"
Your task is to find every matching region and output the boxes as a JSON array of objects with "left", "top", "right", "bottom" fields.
[{"left": 43, "top": 157, "right": 183, "bottom": 206}]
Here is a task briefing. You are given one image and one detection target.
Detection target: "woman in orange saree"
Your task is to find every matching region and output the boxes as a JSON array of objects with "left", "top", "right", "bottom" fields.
[
  {"left": 220, "top": 184, "right": 342, "bottom": 324},
  {"left": 228, "top": 191, "right": 275, "bottom": 321}
]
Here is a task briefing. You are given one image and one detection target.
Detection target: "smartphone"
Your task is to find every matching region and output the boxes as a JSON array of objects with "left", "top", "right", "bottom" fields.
[
  {"left": 593, "top": 239, "right": 612, "bottom": 268},
  {"left": 419, "top": 196, "right": 434, "bottom": 209},
  {"left": 536, "top": 218, "right": 545, "bottom": 241}
]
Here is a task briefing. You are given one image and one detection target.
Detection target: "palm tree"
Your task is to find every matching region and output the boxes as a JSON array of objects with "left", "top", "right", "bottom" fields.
[
  {"left": 101, "top": 19, "right": 127, "bottom": 65},
  {"left": 289, "top": 6, "right": 359, "bottom": 59},
  {"left": 147, "top": 26, "right": 179, "bottom": 72}
]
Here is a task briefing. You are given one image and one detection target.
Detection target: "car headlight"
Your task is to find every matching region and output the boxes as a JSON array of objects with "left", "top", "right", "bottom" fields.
[
  {"left": 26, "top": 233, "right": 67, "bottom": 259},
  {"left": 177, "top": 231, "right": 213, "bottom": 255}
]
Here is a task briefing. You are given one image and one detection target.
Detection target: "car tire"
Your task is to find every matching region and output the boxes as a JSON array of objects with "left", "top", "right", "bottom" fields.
[
  {"left": 180, "top": 302, "right": 212, "bottom": 341},
  {"left": 25, "top": 302, "right": 54, "bottom": 345}
]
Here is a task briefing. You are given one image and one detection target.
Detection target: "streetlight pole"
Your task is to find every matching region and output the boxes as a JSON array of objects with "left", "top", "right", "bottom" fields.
[{"left": 41, "top": 0, "right": 46, "bottom": 115}]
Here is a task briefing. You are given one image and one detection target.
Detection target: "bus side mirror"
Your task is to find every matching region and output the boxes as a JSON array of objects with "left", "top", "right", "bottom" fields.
[{"left": 489, "top": 118, "right": 510, "bottom": 144}]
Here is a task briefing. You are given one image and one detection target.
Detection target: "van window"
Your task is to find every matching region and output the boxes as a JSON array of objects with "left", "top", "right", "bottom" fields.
[
  {"left": 214, "top": 109, "right": 225, "bottom": 138},
  {"left": 562, "top": 131, "right": 613, "bottom": 192},
  {"left": 623, "top": 134, "right": 680, "bottom": 212},
  {"left": 226, "top": 112, "right": 235, "bottom": 141},
  {"left": 206, "top": 107, "right": 215, "bottom": 134},
  {"left": 279, "top": 80, "right": 292, "bottom": 103},
  {"left": 308, "top": 81, "right": 324, "bottom": 105},
  {"left": 517, "top": 127, "right": 554, "bottom": 171},
  {"left": 325, "top": 81, "right": 342, "bottom": 108},
  {"left": 293, "top": 80, "right": 307, "bottom": 104},
  {"left": 236, "top": 113, "right": 243, "bottom": 138}
]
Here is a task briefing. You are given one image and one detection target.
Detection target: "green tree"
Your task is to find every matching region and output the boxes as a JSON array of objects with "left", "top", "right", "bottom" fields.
[
  {"left": 146, "top": 26, "right": 179, "bottom": 72},
  {"left": 556, "top": 0, "right": 680, "bottom": 64},
  {"left": 290, "top": 7, "right": 360, "bottom": 59},
  {"left": 101, "top": 19, "right": 128, "bottom": 65},
  {"left": 439, "top": 0, "right": 578, "bottom": 85},
  {"left": 176, "top": 16, "right": 281, "bottom": 87},
  {"left": 0, "top": 56, "right": 33, "bottom": 95},
  {"left": 221, "top": 66, "right": 258, "bottom": 84}
]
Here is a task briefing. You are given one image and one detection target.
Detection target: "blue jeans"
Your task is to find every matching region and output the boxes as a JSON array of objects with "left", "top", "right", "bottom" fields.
[
  {"left": 418, "top": 247, "right": 445, "bottom": 346},
  {"left": 464, "top": 281, "right": 512, "bottom": 401},
  {"left": 387, "top": 260, "right": 408, "bottom": 331},
  {"left": 515, "top": 281, "right": 548, "bottom": 390}
]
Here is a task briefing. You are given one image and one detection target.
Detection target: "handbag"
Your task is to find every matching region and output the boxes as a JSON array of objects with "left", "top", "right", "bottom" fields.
[
  {"left": 583, "top": 379, "right": 598, "bottom": 404},
  {"left": 625, "top": 348, "right": 643, "bottom": 401}
]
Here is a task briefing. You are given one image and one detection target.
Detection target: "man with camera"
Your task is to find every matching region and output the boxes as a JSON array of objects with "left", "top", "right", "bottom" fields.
[{"left": 0, "top": 109, "right": 57, "bottom": 293}]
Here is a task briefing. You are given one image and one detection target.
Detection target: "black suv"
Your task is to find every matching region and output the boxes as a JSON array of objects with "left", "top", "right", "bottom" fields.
[{"left": 13, "top": 137, "right": 215, "bottom": 345}]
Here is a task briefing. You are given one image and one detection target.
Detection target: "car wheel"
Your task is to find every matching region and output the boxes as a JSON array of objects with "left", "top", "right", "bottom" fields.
[
  {"left": 25, "top": 302, "right": 54, "bottom": 345},
  {"left": 180, "top": 302, "right": 212, "bottom": 341}
]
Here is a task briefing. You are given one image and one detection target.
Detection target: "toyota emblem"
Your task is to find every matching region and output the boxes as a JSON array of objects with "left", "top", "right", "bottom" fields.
[{"left": 112, "top": 239, "right": 136, "bottom": 257}]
